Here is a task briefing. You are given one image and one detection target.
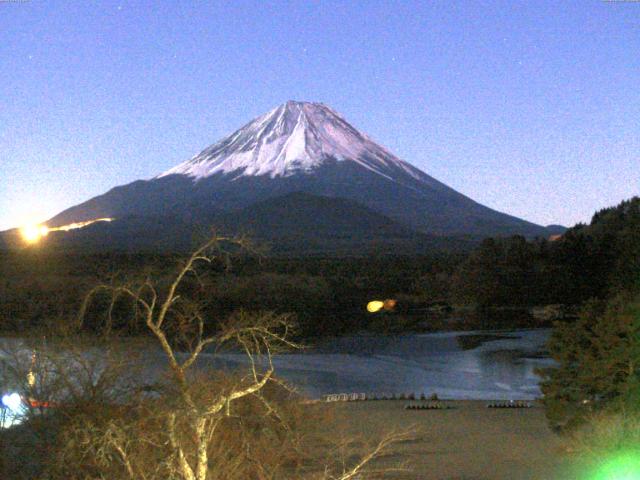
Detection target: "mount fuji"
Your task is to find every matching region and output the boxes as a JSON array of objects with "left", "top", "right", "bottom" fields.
[{"left": 37, "top": 101, "right": 558, "bottom": 253}]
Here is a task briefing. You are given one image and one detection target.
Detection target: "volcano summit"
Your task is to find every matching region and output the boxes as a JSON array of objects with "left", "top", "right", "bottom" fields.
[
  {"left": 42, "top": 101, "right": 557, "bottom": 252},
  {"left": 159, "top": 101, "right": 438, "bottom": 185}
]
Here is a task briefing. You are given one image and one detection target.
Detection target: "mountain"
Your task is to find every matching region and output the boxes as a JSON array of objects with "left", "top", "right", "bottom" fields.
[{"left": 42, "top": 101, "right": 557, "bottom": 250}]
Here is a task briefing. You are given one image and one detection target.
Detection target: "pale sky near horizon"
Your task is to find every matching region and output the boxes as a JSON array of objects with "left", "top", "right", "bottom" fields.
[{"left": 1, "top": 1, "right": 638, "bottom": 230}]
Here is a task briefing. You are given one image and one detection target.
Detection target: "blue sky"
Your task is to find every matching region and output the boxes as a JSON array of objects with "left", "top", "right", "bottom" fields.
[{"left": 1, "top": 0, "right": 638, "bottom": 230}]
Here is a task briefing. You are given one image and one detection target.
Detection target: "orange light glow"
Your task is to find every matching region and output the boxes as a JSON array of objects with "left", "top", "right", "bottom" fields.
[{"left": 383, "top": 299, "right": 397, "bottom": 310}]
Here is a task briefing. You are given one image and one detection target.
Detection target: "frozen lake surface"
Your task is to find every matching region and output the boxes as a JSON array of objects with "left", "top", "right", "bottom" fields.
[
  {"left": 206, "top": 329, "right": 553, "bottom": 400},
  {"left": 1, "top": 329, "right": 553, "bottom": 402}
]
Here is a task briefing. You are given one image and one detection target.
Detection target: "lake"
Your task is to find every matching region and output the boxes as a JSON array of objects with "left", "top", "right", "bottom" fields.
[
  {"left": 1, "top": 329, "right": 553, "bottom": 403},
  {"left": 208, "top": 328, "right": 554, "bottom": 400}
]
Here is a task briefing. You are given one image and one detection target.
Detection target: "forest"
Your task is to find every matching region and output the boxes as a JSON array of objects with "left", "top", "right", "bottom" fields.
[{"left": 1, "top": 197, "right": 638, "bottom": 339}]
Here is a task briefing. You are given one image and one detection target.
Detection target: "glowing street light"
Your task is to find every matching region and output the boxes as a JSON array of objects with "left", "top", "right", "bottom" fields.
[
  {"left": 1, "top": 393, "right": 22, "bottom": 413},
  {"left": 366, "top": 299, "right": 397, "bottom": 313},
  {"left": 367, "top": 301, "right": 385, "bottom": 313}
]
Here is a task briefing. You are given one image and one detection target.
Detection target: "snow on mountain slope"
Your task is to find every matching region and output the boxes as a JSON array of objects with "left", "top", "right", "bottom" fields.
[{"left": 159, "top": 100, "right": 437, "bottom": 188}]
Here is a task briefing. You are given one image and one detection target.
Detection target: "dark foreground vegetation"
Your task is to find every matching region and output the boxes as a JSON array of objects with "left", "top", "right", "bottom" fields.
[
  {"left": 0, "top": 247, "right": 464, "bottom": 338},
  {"left": 0, "top": 237, "right": 412, "bottom": 479}
]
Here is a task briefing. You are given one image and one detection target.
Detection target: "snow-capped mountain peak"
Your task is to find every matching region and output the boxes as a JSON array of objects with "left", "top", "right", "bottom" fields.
[
  {"left": 45, "top": 100, "right": 553, "bottom": 241},
  {"left": 158, "top": 101, "right": 427, "bottom": 184}
]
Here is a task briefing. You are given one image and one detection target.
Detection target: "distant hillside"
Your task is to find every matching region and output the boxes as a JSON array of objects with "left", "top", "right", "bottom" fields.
[
  {"left": 214, "top": 192, "right": 477, "bottom": 255},
  {"left": 545, "top": 225, "right": 567, "bottom": 236}
]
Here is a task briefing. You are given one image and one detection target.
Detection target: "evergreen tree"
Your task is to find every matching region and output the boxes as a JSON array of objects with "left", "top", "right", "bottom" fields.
[{"left": 539, "top": 292, "right": 640, "bottom": 431}]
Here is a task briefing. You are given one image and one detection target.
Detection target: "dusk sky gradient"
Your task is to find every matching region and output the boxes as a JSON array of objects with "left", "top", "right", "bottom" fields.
[{"left": 1, "top": 0, "right": 638, "bottom": 230}]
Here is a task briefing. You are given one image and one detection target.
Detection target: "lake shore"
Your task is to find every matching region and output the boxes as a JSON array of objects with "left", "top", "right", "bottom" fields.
[{"left": 318, "top": 399, "right": 577, "bottom": 480}]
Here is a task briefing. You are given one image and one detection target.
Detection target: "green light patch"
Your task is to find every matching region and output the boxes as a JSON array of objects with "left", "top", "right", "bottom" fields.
[{"left": 591, "top": 452, "right": 640, "bottom": 480}]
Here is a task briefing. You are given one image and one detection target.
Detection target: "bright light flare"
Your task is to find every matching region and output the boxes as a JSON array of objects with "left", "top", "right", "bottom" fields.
[
  {"left": 367, "top": 301, "right": 385, "bottom": 313},
  {"left": 54, "top": 217, "right": 113, "bottom": 232},
  {"left": 1, "top": 392, "right": 27, "bottom": 429},
  {"left": 19, "top": 218, "right": 114, "bottom": 245},
  {"left": 20, "top": 224, "right": 49, "bottom": 244},
  {"left": 383, "top": 299, "right": 397, "bottom": 310}
]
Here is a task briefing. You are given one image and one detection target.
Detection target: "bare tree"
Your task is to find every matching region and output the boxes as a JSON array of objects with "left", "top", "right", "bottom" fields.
[{"left": 32, "top": 235, "right": 413, "bottom": 480}]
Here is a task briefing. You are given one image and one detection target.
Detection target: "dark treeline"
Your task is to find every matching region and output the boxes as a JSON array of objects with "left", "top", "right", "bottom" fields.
[
  {"left": 0, "top": 249, "right": 464, "bottom": 337},
  {"left": 453, "top": 196, "right": 640, "bottom": 308},
  {"left": 537, "top": 197, "right": 640, "bottom": 431}
]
